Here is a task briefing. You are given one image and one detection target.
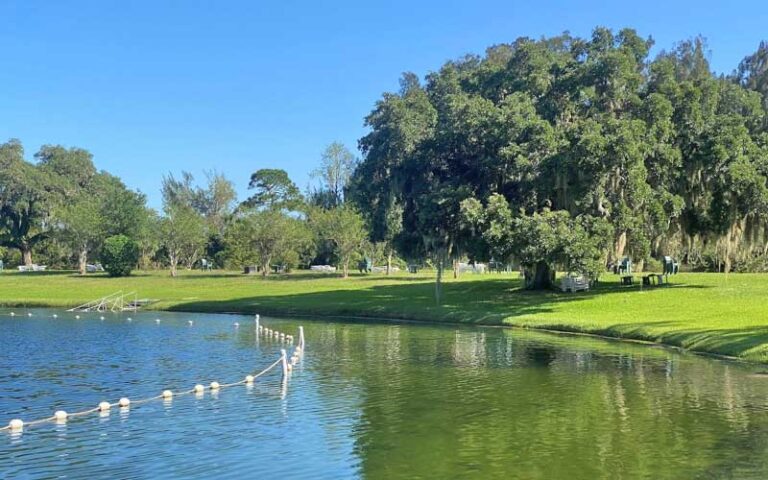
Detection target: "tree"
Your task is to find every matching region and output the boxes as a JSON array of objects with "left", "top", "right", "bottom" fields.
[
  {"left": 224, "top": 209, "right": 312, "bottom": 276},
  {"left": 309, "top": 205, "right": 367, "bottom": 278},
  {"left": 160, "top": 204, "right": 207, "bottom": 277},
  {"left": 242, "top": 168, "right": 302, "bottom": 211},
  {"left": 463, "top": 194, "right": 613, "bottom": 289},
  {"left": 354, "top": 27, "right": 768, "bottom": 280},
  {"left": 58, "top": 172, "right": 146, "bottom": 274},
  {"left": 161, "top": 171, "right": 235, "bottom": 268},
  {"left": 0, "top": 140, "right": 54, "bottom": 265},
  {"left": 198, "top": 171, "right": 237, "bottom": 232},
  {"left": 135, "top": 209, "right": 162, "bottom": 269},
  {"left": 101, "top": 235, "right": 139, "bottom": 277},
  {"left": 60, "top": 193, "right": 104, "bottom": 274},
  {"left": 312, "top": 142, "right": 357, "bottom": 205}
]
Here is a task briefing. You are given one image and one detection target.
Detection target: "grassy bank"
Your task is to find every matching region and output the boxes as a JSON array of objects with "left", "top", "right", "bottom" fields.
[{"left": 1, "top": 269, "right": 766, "bottom": 362}]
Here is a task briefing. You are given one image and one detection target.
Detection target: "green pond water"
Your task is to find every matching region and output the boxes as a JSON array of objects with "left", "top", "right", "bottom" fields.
[{"left": 2, "top": 309, "right": 768, "bottom": 479}]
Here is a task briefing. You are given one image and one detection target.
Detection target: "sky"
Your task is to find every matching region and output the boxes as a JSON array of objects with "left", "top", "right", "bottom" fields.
[{"left": 1, "top": 0, "right": 767, "bottom": 208}]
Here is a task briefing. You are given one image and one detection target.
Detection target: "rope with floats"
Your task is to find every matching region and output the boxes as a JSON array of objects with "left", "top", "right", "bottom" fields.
[{"left": 1, "top": 314, "right": 305, "bottom": 434}]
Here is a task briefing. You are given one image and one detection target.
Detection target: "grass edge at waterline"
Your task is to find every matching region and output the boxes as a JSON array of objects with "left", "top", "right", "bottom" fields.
[{"left": 1, "top": 270, "right": 767, "bottom": 363}]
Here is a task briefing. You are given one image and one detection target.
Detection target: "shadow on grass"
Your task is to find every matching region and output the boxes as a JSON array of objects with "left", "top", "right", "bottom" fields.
[
  {"left": 167, "top": 275, "right": 764, "bottom": 357},
  {"left": 168, "top": 276, "right": 712, "bottom": 324},
  {"left": 4, "top": 270, "right": 78, "bottom": 277}
]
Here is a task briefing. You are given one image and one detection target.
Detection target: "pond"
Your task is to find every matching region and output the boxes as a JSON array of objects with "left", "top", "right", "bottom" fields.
[{"left": 2, "top": 309, "right": 768, "bottom": 479}]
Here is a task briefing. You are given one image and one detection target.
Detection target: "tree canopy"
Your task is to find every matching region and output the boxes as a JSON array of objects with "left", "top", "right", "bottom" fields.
[{"left": 351, "top": 28, "right": 768, "bottom": 289}]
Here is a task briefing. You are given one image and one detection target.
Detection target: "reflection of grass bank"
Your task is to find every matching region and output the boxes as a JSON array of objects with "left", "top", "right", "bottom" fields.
[{"left": 1, "top": 270, "right": 767, "bottom": 362}]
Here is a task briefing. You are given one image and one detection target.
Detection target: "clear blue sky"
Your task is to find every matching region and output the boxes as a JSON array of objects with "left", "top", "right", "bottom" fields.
[{"left": 1, "top": 0, "right": 766, "bottom": 208}]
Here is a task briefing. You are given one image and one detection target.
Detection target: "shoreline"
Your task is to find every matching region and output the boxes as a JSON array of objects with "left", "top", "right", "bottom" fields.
[
  {"left": 2, "top": 270, "right": 767, "bottom": 364},
  {"left": 3, "top": 299, "right": 750, "bottom": 366}
]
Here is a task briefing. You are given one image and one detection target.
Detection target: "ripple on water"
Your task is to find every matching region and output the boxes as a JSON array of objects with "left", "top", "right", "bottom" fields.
[{"left": 3, "top": 310, "right": 768, "bottom": 479}]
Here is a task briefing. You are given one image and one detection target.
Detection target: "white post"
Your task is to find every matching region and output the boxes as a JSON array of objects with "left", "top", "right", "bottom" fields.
[
  {"left": 298, "top": 326, "right": 305, "bottom": 350},
  {"left": 255, "top": 315, "right": 260, "bottom": 332},
  {"left": 280, "top": 349, "right": 288, "bottom": 379}
]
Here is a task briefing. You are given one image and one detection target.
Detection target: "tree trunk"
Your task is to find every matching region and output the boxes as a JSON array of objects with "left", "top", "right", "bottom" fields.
[
  {"left": 261, "top": 257, "right": 271, "bottom": 277},
  {"left": 614, "top": 231, "right": 627, "bottom": 262},
  {"left": 435, "top": 255, "right": 443, "bottom": 305},
  {"left": 22, "top": 247, "right": 33, "bottom": 266},
  {"left": 78, "top": 249, "right": 88, "bottom": 275},
  {"left": 525, "top": 261, "right": 554, "bottom": 290},
  {"left": 453, "top": 258, "right": 459, "bottom": 279},
  {"left": 169, "top": 252, "right": 178, "bottom": 277},
  {"left": 342, "top": 259, "right": 349, "bottom": 278},
  {"left": 386, "top": 250, "right": 392, "bottom": 275}
]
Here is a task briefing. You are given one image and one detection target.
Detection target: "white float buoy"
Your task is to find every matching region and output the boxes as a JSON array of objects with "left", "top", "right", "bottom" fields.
[
  {"left": 10, "top": 312, "right": 15, "bottom": 317},
  {"left": 210, "top": 381, "right": 220, "bottom": 390},
  {"left": 126, "top": 318, "right": 132, "bottom": 323},
  {"left": 8, "top": 419, "right": 23, "bottom": 432},
  {"left": 75, "top": 315, "right": 80, "bottom": 319},
  {"left": 118, "top": 397, "right": 130, "bottom": 408},
  {"left": 27, "top": 312, "right": 32, "bottom": 317},
  {"left": 162, "top": 390, "right": 173, "bottom": 399},
  {"left": 194, "top": 384, "right": 204, "bottom": 394},
  {"left": 100, "top": 316, "right": 105, "bottom": 320},
  {"left": 127, "top": 317, "right": 132, "bottom": 321},
  {"left": 98, "top": 401, "right": 111, "bottom": 412},
  {"left": 52, "top": 314, "right": 58, "bottom": 318},
  {"left": 188, "top": 320, "right": 193, "bottom": 326},
  {"left": 245, "top": 375, "right": 254, "bottom": 384},
  {"left": 155, "top": 319, "right": 161, "bottom": 324},
  {"left": 54, "top": 410, "right": 68, "bottom": 423},
  {"left": 234, "top": 322, "right": 239, "bottom": 328}
]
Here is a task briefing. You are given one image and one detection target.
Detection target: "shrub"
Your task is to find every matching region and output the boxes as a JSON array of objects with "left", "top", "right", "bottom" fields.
[{"left": 101, "top": 235, "right": 139, "bottom": 277}]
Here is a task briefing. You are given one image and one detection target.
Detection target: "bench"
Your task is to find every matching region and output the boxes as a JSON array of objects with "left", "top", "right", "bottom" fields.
[{"left": 620, "top": 275, "right": 634, "bottom": 285}]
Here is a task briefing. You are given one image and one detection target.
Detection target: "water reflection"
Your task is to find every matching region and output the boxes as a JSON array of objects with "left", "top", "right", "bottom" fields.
[
  {"left": 305, "top": 321, "right": 768, "bottom": 479},
  {"left": 2, "top": 310, "right": 768, "bottom": 479}
]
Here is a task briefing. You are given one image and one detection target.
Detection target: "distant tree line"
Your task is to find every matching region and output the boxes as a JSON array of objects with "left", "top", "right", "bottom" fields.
[{"left": 0, "top": 139, "right": 370, "bottom": 278}]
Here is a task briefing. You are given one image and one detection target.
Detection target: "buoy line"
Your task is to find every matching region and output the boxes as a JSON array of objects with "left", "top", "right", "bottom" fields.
[{"left": 1, "top": 314, "right": 305, "bottom": 434}]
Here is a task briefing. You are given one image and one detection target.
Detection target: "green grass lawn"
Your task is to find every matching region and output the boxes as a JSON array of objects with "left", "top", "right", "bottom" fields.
[{"left": 1, "top": 269, "right": 767, "bottom": 362}]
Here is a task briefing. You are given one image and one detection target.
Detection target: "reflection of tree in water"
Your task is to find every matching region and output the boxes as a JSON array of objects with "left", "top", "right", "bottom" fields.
[
  {"left": 524, "top": 346, "right": 556, "bottom": 368},
  {"left": 305, "top": 321, "right": 768, "bottom": 479}
]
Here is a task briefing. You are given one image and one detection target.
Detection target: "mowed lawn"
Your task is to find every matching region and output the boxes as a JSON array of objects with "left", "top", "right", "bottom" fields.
[{"left": 1, "top": 269, "right": 767, "bottom": 362}]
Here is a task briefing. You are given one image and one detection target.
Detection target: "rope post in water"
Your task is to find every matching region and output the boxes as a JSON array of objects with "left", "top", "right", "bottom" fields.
[
  {"left": 299, "top": 326, "right": 305, "bottom": 350},
  {"left": 255, "top": 314, "right": 260, "bottom": 332},
  {"left": 280, "top": 349, "right": 288, "bottom": 379}
]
